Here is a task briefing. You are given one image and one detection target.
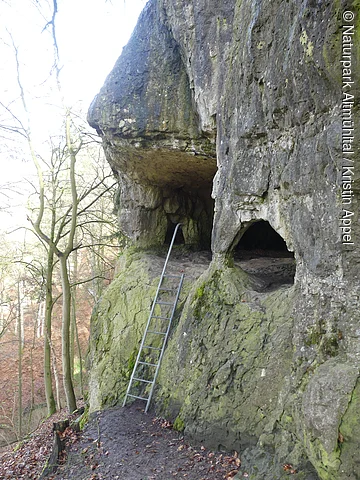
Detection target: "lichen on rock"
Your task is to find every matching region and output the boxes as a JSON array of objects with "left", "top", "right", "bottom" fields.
[{"left": 88, "top": 0, "right": 360, "bottom": 478}]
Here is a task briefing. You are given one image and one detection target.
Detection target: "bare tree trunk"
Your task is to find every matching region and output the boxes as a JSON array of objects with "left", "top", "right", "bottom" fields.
[
  {"left": 70, "top": 245, "right": 78, "bottom": 381},
  {"left": 48, "top": 336, "right": 62, "bottom": 411},
  {"left": 37, "top": 300, "right": 45, "bottom": 338},
  {"left": 27, "top": 308, "right": 38, "bottom": 433},
  {"left": 70, "top": 292, "right": 75, "bottom": 381},
  {"left": 40, "top": 302, "right": 45, "bottom": 337},
  {"left": 14, "top": 310, "right": 17, "bottom": 335},
  {"left": 19, "top": 281, "right": 25, "bottom": 349},
  {"left": 37, "top": 302, "right": 41, "bottom": 338},
  {"left": 70, "top": 237, "right": 84, "bottom": 398},
  {"left": 17, "top": 281, "right": 22, "bottom": 439},
  {"left": 59, "top": 254, "right": 77, "bottom": 413},
  {"left": 89, "top": 231, "right": 102, "bottom": 304},
  {"left": 74, "top": 313, "right": 84, "bottom": 399},
  {"left": 57, "top": 113, "right": 79, "bottom": 413},
  {"left": 12, "top": 39, "right": 58, "bottom": 416},
  {"left": 44, "top": 248, "right": 56, "bottom": 416}
]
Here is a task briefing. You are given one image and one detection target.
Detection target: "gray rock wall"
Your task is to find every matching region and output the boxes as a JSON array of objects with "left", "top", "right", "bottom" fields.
[{"left": 88, "top": 1, "right": 360, "bottom": 478}]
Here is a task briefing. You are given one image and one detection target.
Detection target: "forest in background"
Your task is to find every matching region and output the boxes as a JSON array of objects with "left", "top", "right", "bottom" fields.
[{"left": 0, "top": 0, "right": 126, "bottom": 446}]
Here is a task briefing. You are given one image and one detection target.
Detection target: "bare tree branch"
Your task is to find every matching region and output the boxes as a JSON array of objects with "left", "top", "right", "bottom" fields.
[{"left": 42, "top": 0, "right": 59, "bottom": 62}]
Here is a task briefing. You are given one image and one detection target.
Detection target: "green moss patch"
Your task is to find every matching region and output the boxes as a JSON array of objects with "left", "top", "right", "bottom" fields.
[{"left": 173, "top": 416, "right": 185, "bottom": 432}]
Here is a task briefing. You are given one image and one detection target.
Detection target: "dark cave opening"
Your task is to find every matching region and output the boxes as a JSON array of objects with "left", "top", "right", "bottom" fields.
[
  {"left": 233, "top": 220, "right": 295, "bottom": 290},
  {"left": 165, "top": 221, "right": 186, "bottom": 245},
  {"left": 236, "top": 220, "right": 293, "bottom": 257},
  {"left": 162, "top": 186, "right": 214, "bottom": 251}
]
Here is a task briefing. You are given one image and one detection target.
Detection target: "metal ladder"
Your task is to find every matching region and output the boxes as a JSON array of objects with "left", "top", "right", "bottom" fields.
[{"left": 122, "top": 223, "right": 184, "bottom": 412}]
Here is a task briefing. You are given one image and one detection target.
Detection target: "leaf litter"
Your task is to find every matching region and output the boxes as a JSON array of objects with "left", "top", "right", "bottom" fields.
[{"left": 0, "top": 401, "right": 241, "bottom": 479}]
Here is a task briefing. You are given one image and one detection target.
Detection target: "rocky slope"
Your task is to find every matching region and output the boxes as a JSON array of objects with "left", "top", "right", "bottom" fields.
[{"left": 88, "top": 1, "right": 360, "bottom": 479}]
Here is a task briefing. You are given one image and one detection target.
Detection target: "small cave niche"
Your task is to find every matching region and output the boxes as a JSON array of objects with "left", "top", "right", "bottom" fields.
[
  {"left": 236, "top": 221, "right": 292, "bottom": 257},
  {"left": 162, "top": 185, "right": 214, "bottom": 254},
  {"left": 233, "top": 220, "right": 295, "bottom": 291},
  {"left": 137, "top": 145, "right": 218, "bottom": 256},
  {"left": 160, "top": 185, "right": 214, "bottom": 274}
]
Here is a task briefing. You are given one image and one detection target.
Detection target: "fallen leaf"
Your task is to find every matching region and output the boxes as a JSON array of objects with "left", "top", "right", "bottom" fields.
[
  {"left": 283, "top": 463, "right": 297, "bottom": 473},
  {"left": 226, "top": 470, "right": 239, "bottom": 478}
]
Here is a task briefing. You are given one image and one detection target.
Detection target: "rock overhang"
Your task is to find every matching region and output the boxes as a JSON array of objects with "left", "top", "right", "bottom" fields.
[
  {"left": 87, "top": 1, "right": 360, "bottom": 477},
  {"left": 87, "top": 0, "right": 360, "bottom": 278},
  {"left": 87, "top": 0, "right": 218, "bottom": 248},
  {"left": 101, "top": 142, "right": 217, "bottom": 189}
]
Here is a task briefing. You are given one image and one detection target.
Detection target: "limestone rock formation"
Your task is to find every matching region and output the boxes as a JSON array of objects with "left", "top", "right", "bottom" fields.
[{"left": 88, "top": 1, "right": 360, "bottom": 479}]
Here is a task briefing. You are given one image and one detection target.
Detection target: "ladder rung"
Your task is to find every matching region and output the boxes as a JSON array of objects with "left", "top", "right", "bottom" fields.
[
  {"left": 138, "top": 361, "right": 158, "bottom": 367},
  {"left": 127, "top": 394, "right": 148, "bottom": 401},
  {"left": 133, "top": 377, "right": 153, "bottom": 384},
  {"left": 123, "top": 227, "right": 184, "bottom": 414}
]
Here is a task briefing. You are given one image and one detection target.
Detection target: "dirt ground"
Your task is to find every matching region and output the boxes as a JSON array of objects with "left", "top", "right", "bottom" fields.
[
  {"left": 0, "top": 401, "right": 241, "bottom": 480},
  {"left": 46, "top": 402, "right": 240, "bottom": 480},
  {"left": 151, "top": 247, "right": 295, "bottom": 293},
  {"left": 0, "top": 249, "right": 294, "bottom": 479}
]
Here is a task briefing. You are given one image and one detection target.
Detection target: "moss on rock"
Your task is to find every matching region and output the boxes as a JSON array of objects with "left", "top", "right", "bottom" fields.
[
  {"left": 173, "top": 416, "right": 185, "bottom": 432},
  {"left": 88, "top": 250, "right": 159, "bottom": 410},
  {"left": 86, "top": 2, "right": 360, "bottom": 476},
  {"left": 338, "top": 378, "right": 360, "bottom": 479},
  {"left": 156, "top": 262, "right": 296, "bottom": 452},
  {"left": 88, "top": 248, "right": 207, "bottom": 411}
]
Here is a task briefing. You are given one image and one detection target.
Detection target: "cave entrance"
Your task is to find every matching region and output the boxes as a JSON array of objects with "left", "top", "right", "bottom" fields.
[
  {"left": 236, "top": 221, "right": 292, "bottom": 257},
  {"left": 234, "top": 220, "right": 295, "bottom": 290},
  {"left": 160, "top": 186, "right": 214, "bottom": 278},
  {"left": 162, "top": 185, "right": 214, "bottom": 253}
]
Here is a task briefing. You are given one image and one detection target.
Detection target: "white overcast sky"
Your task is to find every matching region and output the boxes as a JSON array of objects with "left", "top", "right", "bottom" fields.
[
  {"left": 0, "top": 0, "right": 147, "bottom": 230},
  {"left": 1, "top": 0, "right": 147, "bottom": 119},
  {"left": 56, "top": 0, "right": 148, "bottom": 105}
]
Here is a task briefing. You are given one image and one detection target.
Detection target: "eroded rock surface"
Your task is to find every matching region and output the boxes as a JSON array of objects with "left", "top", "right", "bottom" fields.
[{"left": 88, "top": 1, "right": 360, "bottom": 478}]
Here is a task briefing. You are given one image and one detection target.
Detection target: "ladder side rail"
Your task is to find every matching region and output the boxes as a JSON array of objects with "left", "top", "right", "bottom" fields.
[
  {"left": 122, "top": 279, "right": 163, "bottom": 406},
  {"left": 123, "top": 223, "right": 182, "bottom": 407},
  {"left": 145, "top": 273, "right": 184, "bottom": 413},
  {"left": 122, "top": 266, "right": 166, "bottom": 406},
  {"left": 159, "top": 223, "right": 181, "bottom": 279}
]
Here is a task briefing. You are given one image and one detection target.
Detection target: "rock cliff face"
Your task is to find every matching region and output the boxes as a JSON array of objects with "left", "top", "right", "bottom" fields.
[{"left": 88, "top": 1, "right": 360, "bottom": 479}]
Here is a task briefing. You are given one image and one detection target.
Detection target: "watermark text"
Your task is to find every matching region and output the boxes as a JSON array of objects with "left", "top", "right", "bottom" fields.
[{"left": 341, "top": 11, "right": 355, "bottom": 246}]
